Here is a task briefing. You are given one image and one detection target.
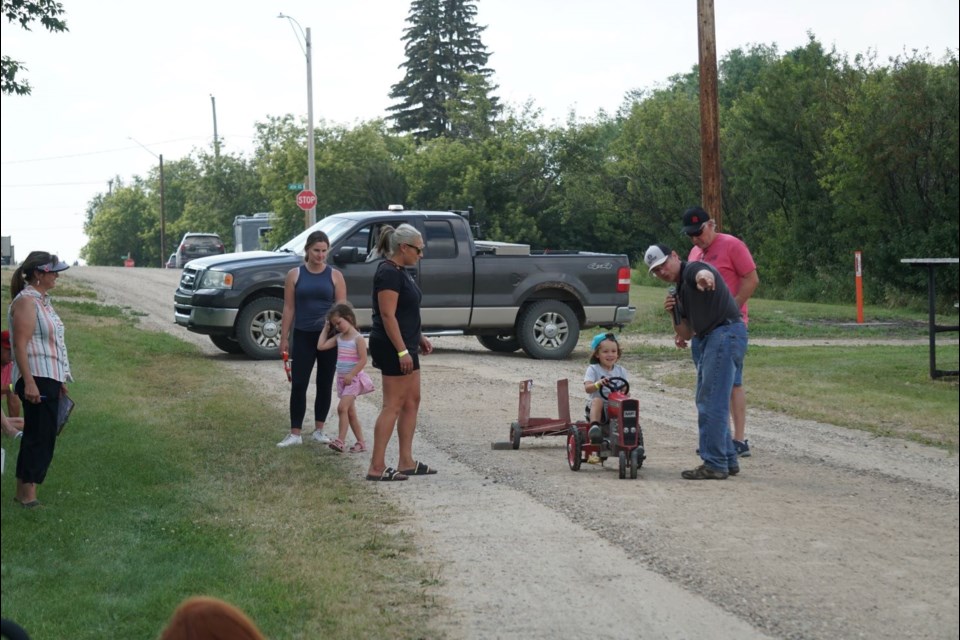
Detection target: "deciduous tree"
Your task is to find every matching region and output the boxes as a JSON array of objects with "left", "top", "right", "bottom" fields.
[{"left": 1, "top": 0, "right": 68, "bottom": 95}]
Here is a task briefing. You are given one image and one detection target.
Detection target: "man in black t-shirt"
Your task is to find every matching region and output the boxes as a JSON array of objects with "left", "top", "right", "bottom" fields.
[{"left": 645, "top": 243, "right": 748, "bottom": 480}]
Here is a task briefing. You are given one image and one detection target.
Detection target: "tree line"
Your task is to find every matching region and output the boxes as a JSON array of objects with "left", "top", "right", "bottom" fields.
[{"left": 82, "top": 37, "right": 959, "bottom": 309}]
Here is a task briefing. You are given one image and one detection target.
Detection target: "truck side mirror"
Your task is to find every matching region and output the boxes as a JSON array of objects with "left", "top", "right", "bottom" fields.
[{"left": 333, "top": 246, "right": 359, "bottom": 265}]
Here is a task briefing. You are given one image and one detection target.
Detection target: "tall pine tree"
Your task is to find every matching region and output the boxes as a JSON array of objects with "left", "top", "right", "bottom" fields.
[{"left": 389, "top": 0, "right": 499, "bottom": 139}]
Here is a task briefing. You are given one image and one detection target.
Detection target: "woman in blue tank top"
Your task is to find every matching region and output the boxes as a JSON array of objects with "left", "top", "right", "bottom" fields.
[{"left": 276, "top": 231, "right": 347, "bottom": 448}]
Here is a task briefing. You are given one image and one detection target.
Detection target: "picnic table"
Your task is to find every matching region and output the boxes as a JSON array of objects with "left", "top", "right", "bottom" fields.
[{"left": 900, "top": 258, "right": 959, "bottom": 379}]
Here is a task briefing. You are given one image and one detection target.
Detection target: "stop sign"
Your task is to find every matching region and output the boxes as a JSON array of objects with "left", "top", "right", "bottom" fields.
[{"left": 296, "top": 189, "right": 318, "bottom": 211}]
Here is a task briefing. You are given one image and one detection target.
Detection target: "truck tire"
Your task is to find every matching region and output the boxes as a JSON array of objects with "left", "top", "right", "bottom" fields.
[
  {"left": 516, "top": 300, "right": 580, "bottom": 360},
  {"left": 477, "top": 335, "right": 521, "bottom": 353},
  {"left": 209, "top": 334, "right": 244, "bottom": 355},
  {"left": 236, "top": 297, "right": 284, "bottom": 360}
]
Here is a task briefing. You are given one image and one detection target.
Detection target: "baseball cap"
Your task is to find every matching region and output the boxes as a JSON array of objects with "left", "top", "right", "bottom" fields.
[
  {"left": 1, "top": 330, "right": 9, "bottom": 349},
  {"left": 644, "top": 244, "right": 671, "bottom": 273},
  {"left": 36, "top": 260, "right": 70, "bottom": 273},
  {"left": 590, "top": 332, "right": 617, "bottom": 352},
  {"left": 681, "top": 206, "right": 711, "bottom": 235}
]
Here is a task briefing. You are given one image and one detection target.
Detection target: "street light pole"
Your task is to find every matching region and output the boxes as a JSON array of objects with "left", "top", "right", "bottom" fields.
[
  {"left": 130, "top": 137, "right": 166, "bottom": 267},
  {"left": 278, "top": 13, "right": 316, "bottom": 227}
]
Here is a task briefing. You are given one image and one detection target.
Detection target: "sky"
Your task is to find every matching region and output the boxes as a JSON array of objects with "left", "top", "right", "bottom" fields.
[{"left": 1, "top": 0, "right": 957, "bottom": 265}]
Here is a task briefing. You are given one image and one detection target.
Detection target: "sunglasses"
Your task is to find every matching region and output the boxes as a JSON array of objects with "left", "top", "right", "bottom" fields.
[
  {"left": 686, "top": 222, "right": 709, "bottom": 238},
  {"left": 403, "top": 243, "right": 424, "bottom": 255}
]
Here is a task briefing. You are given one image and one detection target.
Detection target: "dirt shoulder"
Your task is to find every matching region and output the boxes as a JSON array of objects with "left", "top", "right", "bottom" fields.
[{"left": 72, "top": 267, "right": 959, "bottom": 639}]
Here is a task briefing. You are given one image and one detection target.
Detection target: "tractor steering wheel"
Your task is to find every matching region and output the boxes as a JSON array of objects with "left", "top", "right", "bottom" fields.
[{"left": 599, "top": 376, "right": 630, "bottom": 399}]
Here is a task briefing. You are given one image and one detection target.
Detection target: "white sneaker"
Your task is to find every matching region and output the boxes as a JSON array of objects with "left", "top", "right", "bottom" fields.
[
  {"left": 277, "top": 433, "right": 303, "bottom": 448},
  {"left": 311, "top": 430, "right": 331, "bottom": 444}
]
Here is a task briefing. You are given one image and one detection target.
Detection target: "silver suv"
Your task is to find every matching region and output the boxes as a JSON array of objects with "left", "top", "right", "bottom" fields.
[{"left": 176, "top": 233, "right": 225, "bottom": 268}]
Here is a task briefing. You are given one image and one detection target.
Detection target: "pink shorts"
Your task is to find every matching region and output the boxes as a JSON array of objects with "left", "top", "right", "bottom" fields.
[{"left": 336, "top": 370, "right": 375, "bottom": 398}]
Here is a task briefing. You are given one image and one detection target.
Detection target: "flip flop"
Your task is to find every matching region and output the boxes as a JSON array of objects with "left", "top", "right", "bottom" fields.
[
  {"left": 399, "top": 461, "right": 437, "bottom": 476},
  {"left": 365, "top": 467, "right": 408, "bottom": 482}
]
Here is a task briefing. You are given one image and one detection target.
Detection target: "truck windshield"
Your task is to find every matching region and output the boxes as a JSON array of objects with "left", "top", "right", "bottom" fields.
[{"left": 278, "top": 216, "right": 356, "bottom": 255}]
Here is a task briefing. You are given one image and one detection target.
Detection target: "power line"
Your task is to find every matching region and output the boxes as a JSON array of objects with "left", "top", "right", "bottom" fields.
[
  {"left": 2, "top": 181, "right": 107, "bottom": 188},
  {"left": 0, "top": 136, "right": 208, "bottom": 165},
  {"left": 1, "top": 133, "right": 259, "bottom": 165}
]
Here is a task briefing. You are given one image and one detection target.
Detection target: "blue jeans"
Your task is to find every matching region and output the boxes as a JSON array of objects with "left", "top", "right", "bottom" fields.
[{"left": 692, "top": 322, "right": 747, "bottom": 472}]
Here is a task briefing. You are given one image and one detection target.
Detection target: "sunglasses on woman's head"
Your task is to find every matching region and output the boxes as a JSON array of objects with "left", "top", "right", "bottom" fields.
[{"left": 403, "top": 243, "right": 423, "bottom": 255}]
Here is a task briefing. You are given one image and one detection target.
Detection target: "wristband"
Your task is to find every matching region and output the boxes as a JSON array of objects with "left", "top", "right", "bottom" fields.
[
  {"left": 595, "top": 381, "right": 602, "bottom": 390},
  {"left": 397, "top": 350, "right": 409, "bottom": 358}
]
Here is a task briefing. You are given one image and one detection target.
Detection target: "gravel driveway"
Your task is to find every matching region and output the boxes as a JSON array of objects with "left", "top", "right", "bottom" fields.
[{"left": 72, "top": 266, "right": 959, "bottom": 640}]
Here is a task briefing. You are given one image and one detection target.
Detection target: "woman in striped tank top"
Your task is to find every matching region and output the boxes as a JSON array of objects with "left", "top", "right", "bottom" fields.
[
  {"left": 8, "top": 251, "right": 74, "bottom": 508},
  {"left": 317, "top": 303, "right": 372, "bottom": 453}
]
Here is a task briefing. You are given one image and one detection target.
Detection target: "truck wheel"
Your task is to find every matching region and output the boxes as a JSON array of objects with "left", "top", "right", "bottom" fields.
[
  {"left": 477, "top": 335, "right": 521, "bottom": 353},
  {"left": 236, "top": 297, "right": 283, "bottom": 360},
  {"left": 516, "top": 300, "right": 580, "bottom": 360},
  {"left": 209, "top": 334, "right": 244, "bottom": 355}
]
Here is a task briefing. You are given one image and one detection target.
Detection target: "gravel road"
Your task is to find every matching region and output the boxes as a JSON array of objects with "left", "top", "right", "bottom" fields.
[{"left": 72, "top": 266, "right": 959, "bottom": 640}]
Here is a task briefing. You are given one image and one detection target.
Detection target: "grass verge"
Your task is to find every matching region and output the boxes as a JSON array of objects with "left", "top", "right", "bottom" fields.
[
  {"left": 636, "top": 343, "right": 959, "bottom": 449},
  {"left": 1, "top": 282, "right": 445, "bottom": 639}
]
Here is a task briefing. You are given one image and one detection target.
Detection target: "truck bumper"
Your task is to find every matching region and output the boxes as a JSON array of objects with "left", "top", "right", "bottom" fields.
[
  {"left": 173, "top": 303, "right": 238, "bottom": 333},
  {"left": 615, "top": 305, "right": 637, "bottom": 324},
  {"left": 583, "top": 305, "right": 636, "bottom": 328}
]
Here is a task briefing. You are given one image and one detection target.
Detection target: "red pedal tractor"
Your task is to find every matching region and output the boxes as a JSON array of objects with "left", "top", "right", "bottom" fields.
[
  {"left": 567, "top": 377, "right": 645, "bottom": 479},
  {"left": 508, "top": 378, "right": 646, "bottom": 479}
]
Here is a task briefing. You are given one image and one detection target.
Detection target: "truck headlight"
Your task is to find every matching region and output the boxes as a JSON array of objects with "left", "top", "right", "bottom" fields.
[{"left": 199, "top": 270, "right": 233, "bottom": 289}]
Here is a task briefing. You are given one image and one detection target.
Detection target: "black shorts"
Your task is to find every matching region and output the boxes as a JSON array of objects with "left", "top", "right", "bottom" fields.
[{"left": 369, "top": 334, "right": 419, "bottom": 377}]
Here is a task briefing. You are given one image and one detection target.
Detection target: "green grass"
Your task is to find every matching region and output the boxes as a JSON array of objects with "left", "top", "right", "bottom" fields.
[
  {"left": 622, "top": 282, "right": 958, "bottom": 449},
  {"left": 650, "top": 344, "right": 959, "bottom": 448},
  {"left": 1, "top": 277, "right": 445, "bottom": 639},
  {"left": 627, "top": 281, "right": 951, "bottom": 339}
]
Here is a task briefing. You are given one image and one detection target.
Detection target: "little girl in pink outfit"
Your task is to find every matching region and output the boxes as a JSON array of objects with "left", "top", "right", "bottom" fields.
[{"left": 317, "top": 303, "right": 373, "bottom": 453}]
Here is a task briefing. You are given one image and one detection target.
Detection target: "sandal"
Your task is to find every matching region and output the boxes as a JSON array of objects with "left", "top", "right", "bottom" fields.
[
  {"left": 348, "top": 441, "right": 368, "bottom": 453},
  {"left": 398, "top": 461, "right": 438, "bottom": 476},
  {"left": 365, "top": 467, "right": 408, "bottom": 482},
  {"left": 328, "top": 438, "right": 345, "bottom": 453}
]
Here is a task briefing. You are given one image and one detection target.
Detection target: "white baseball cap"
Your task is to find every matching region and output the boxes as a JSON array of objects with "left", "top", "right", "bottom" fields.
[{"left": 644, "top": 244, "right": 671, "bottom": 273}]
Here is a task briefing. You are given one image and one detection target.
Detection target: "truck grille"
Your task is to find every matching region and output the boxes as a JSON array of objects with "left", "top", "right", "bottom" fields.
[{"left": 179, "top": 267, "right": 201, "bottom": 291}]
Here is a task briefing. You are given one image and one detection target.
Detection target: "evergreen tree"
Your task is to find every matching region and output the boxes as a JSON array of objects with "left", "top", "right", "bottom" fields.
[{"left": 389, "top": 0, "right": 499, "bottom": 139}]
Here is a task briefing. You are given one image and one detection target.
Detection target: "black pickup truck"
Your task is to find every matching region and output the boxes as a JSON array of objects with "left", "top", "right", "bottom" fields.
[{"left": 173, "top": 208, "right": 635, "bottom": 360}]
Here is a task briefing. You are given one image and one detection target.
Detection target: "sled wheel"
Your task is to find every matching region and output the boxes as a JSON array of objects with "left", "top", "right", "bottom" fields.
[
  {"left": 510, "top": 422, "right": 522, "bottom": 450},
  {"left": 618, "top": 450, "right": 627, "bottom": 479}
]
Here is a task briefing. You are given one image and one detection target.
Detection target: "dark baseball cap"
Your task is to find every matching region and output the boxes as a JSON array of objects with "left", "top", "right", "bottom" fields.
[{"left": 681, "top": 206, "right": 711, "bottom": 235}]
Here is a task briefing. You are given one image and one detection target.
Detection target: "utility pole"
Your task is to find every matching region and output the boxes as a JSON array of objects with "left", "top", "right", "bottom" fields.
[
  {"left": 130, "top": 137, "right": 167, "bottom": 267},
  {"left": 159, "top": 154, "right": 166, "bottom": 263},
  {"left": 210, "top": 94, "right": 220, "bottom": 159},
  {"left": 697, "top": 0, "right": 723, "bottom": 231},
  {"left": 278, "top": 13, "right": 316, "bottom": 228}
]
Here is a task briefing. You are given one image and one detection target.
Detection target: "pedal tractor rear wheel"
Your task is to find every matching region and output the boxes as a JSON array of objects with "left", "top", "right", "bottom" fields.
[{"left": 567, "top": 427, "right": 583, "bottom": 471}]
